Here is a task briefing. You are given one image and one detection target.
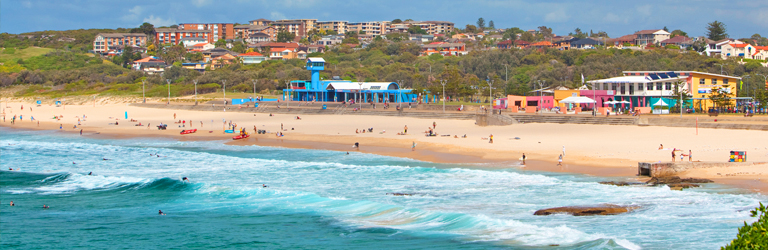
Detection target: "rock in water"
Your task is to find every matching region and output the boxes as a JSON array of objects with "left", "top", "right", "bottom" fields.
[
  {"left": 646, "top": 176, "right": 713, "bottom": 185},
  {"left": 534, "top": 204, "right": 640, "bottom": 216}
]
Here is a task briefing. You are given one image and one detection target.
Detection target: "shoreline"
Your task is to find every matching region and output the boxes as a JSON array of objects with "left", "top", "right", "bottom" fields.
[{"left": 2, "top": 101, "right": 767, "bottom": 194}]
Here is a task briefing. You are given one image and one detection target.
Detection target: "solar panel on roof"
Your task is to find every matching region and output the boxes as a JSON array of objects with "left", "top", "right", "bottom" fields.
[
  {"left": 658, "top": 73, "right": 669, "bottom": 79},
  {"left": 667, "top": 72, "right": 677, "bottom": 78},
  {"left": 648, "top": 74, "right": 660, "bottom": 80}
]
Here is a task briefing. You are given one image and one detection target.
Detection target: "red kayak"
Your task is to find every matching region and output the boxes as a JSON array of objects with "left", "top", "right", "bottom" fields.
[
  {"left": 232, "top": 134, "right": 250, "bottom": 140},
  {"left": 180, "top": 129, "right": 197, "bottom": 135}
]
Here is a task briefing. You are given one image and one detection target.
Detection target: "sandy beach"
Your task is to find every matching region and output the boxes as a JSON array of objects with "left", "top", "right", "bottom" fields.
[{"left": 3, "top": 100, "right": 768, "bottom": 193}]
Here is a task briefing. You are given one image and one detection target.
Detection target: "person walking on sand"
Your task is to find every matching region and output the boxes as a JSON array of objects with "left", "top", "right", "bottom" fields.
[
  {"left": 522, "top": 153, "right": 526, "bottom": 165},
  {"left": 404, "top": 125, "right": 408, "bottom": 134},
  {"left": 412, "top": 141, "right": 416, "bottom": 151},
  {"left": 558, "top": 154, "right": 563, "bottom": 166},
  {"left": 489, "top": 134, "right": 494, "bottom": 143},
  {"left": 433, "top": 121, "right": 436, "bottom": 129},
  {"left": 688, "top": 150, "right": 692, "bottom": 162},
  {"left": 80, "top": 129, "right": 83, "bottom": 136},
  {"left": 562, "top": 146, "right": 566, "bottom": 156},
  {"left": 173, "top": 113, "right": 176, "bottom": 119},
  {"left": 672, "top": 150, "right": 676, "bottom": 162}
]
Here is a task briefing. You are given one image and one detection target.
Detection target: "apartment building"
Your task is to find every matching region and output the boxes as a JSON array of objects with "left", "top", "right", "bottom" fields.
[
  {"left": 249, "top": 18, "right": 273, "bottom": 26},
  {"left": 316, "top": 21, "right": 348, "bottom": 34},
  {"left": 399, "top": 21, "right": 454, "bottom": 35},
  {"left": 234, "top": 25, "right": 277, "bottom": 41},
  {"left": 273, "top": 19, "right": 317, "bottom": 38},
  {"left": 633, "top": 29, "right": 670, "bottom": 46},
  {"left": 178, "top": 23, "right": 235, "bottom": 42},
  {"left": 154, "top": 28, "right": 210, "bottom": 45},
  {"left": 93, "top": 33, "right": 147, "bottom": 54},
  {"left": 348, "top": 21, "right": 390, "bottom": 36}
]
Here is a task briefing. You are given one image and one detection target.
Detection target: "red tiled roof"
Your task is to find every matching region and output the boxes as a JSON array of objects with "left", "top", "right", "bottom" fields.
[
  {"left": 755, "top": 46, "right": 768, "bottom": 50},
  {"left": 497, "top": 40, "right": 513, "bottom": 45},
  {"left": 266, "top": 42, "right": 299, "bottom": 49},
  {"left": 730, "top": 43, "right": 750, "bottom": 48},
  {"left": 614, "top": 34, "right": 636, "bottom": 42},
  {"left": 238, "top": 52, "right": 264, "bottom": 57},
  {"left": 514, "top": 40, "right": 530, "bottom": 45},
  {"left": 133, "top": 57, "right": 164, "bottom": 63},
  {"left": 531, "top": 41, "right": 553, "bottom": 46},
  {"left": 659, "top": 36, "right": 691, "bottom": 44}
]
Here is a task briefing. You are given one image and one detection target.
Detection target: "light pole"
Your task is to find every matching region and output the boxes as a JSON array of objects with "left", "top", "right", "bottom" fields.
[
  {"left": 440, "top": 80, "right": 446, "bottom": 113},
  {"left": 716, "top": 63, "right": 727, "bottom": 75},
  {"left": 486, "top": 79, "right": 494, "bottom": 114},
  {"left": 222, "top": 80, "right": 227, "bottom": 106},
  {"left": 675, "top": 81, "right": 685, "bottom": 118},
  {"left": 166, "top": 79, "right": 171, "bottom": 105},
  {"left": 142, "top": 80, "right": 146, "bottom": 103},
  {"left": 285, "top": 80, "right": 289, "bottom": 108},
  {"left": 193, "top": 80, "right": 198, "bottom": 105},
  {"left": 358, "top": 82, "right": 363, "bottom": 110},
  {"left": 252, "top": 79, "right": 257, "bottom": 104},
  {"left": 536, "top": 80, "right": 545, "bottom": 114}
]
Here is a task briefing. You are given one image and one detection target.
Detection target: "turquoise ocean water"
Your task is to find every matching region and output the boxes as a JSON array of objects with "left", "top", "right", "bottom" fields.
[{"left": 0, "top": 127, "right": 762, "bottom": 249}]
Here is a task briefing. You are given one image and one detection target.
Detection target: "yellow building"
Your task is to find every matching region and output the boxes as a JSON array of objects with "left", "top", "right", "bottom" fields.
[{"left": 614, "top": 71, "right": 741, "bottom": 111}]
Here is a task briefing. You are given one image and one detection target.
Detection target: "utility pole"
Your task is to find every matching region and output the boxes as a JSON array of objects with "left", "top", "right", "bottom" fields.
[
  {"left": 505, "top": 64, "right": 508, "bottom": 82},
  {"left": 487, "top": 79, "right": 494, "bottom": 114},
  {"left": 222, "top": 80, "right": 226, "bottom": 106},
  {"left": 142, "top": 80, "right": 146, "bottom": 103},
  {"left": 253, "top": 79, "right": 257, "bottom": 105},
  {"left": 285, "top": 80, "right": 289, "bottom": 108},
  {"left": 358, "top": 82, "right": 363, "bottom": 110},
  {"left": 166, "top": 79, "right": 171, "bottom": 105},
  {"left": 537, "top": 80, "right": 545, "bottom": 114},
  {"left": 440, "top": 80, "right": 446, "bottom": 113},
  {"left": 193, "top": 80, "right": 198, "bottom": 105}
]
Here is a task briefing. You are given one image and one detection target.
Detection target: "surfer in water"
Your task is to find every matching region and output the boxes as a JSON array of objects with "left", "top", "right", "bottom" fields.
[
  {"left": 159, "top": 210, "right": 166, "bottom": 215},
  {"left": 43, "top": 205, "right": 49, "bottom": 209},
  {"left": 262, "top": 184, "right": 268, "bottom": 188},
  {"left": 88, "top": 172, "right": 92, "bottom": 175},
  {"left": 182, "top": 177, "right": 189, "bottom": 182}
]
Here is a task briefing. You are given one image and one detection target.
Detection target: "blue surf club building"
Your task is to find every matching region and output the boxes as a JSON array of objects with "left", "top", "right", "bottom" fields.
[{"left": 283, "top": 58, "right": 416, "bottom": 103}]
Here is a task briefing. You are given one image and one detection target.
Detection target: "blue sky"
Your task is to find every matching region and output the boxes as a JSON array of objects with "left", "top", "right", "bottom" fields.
[{"left": 2, "top": 0, "right": 767, "bottom": 38}]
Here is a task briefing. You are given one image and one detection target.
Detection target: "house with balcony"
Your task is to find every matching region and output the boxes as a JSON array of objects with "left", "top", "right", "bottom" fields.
[
  {"left": 704, "top": 38, "right": 737, "bottom": 56},
  {"left": 186, "top": 42, "right": 215, "bottom": 52},
  {"left": 93, "top": 33, "right": 147, "bottom": 55},
  {"left": 753, "top": 46, "right": 768, "bottom": 60},
  {"left": 270, "top": 48, "right": 296, "bottom": 60},
  {"left": 721, "top": 43, "right": 757, "bottom": 59},
  {"left": 234, "top": 25, "right": 276, "bottom": 42},
  {"left": 570, "top": 38, "right": 603, "bottom": 49},
  {"left": 132, "top": 57, "right": 166, "bottom": 74},
  {"left": 238, "top": 52, "right": 266, "bottom": 64},
  {"left": 316, "top": 35, "right": 344, "bottom": 46},
  {"left": 420, "top": 42, "right": 466, "bottom": 56},
  {"left": 610, "top": 34, "right": 636, "bottom": 47},
  {"left": 659, "top": 36, "right": 692, "bottom": 49},
  {"left": 210, "top": 54, "right": 238, "bottom": 69},
  {"left": 633, "top": 29, "right": 670, "bottom": 46}
]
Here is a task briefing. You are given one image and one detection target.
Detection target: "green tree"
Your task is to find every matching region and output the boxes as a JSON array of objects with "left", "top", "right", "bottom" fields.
[
  {"left": 185, "top": 52, "right": 203, "bottom": 62},
  {"left": 232, "top": 42, "right": 246, "bottom": 53},
  {"left": 671, "top": 81, "right": 692, "bottom": 113},
  {"left": 670, "top": 29, "right": 687, "bottom": 38},
  {"left": 538, "top": 26, "right": 553, "bottom": 40},
  {"left": 392, "top": 19, "right": 403, "bottom": 24},
  {"left": 215, "top": 39, "right": 226, "bottom": 48},
  {"left": 386, "top": 33, "right": 408, "bottom": 42},
  {"left": 571, "top": 28, "right": 587, "bottom": 39},
  {"left": 464, "top": 24, "right": 478, "bottom": 34},
  {"left": 488, "top": 20, "right": 495, "bottom": 30},
  {"left": 722, "top": 202, "right": 768, "bottom": 249},
  {"left": 407, "top": 25, "right": 427, "bottom": 35},
  {"left": 130, "top": 22, "right": 155, "bottom": 37},
  {"left": 520, "top": 32, "right": 535, "bottom": 42},
  {"left": 663, "top": 26, "right": 669, "bottom": 32},
  {"left": 476, "top": 18, "right": 486, "bottom": 30},
  {"left": 706, "top": 21, "right": 728, "bottom": 41},
  {"left": 708, "top": 87, "right": 731, "bottom": 109},
  {"left": 276, "top": 30, "right": 295, "bottom": 43}
]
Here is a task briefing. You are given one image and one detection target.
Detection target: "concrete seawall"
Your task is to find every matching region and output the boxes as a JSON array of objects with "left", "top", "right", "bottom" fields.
[{"left": 638, "top": 161, "right": 768, "bottom": 177}]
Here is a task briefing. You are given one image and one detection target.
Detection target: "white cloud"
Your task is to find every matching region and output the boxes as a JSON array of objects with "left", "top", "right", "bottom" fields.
[
  {"left": 544, "top": 9, "right": 569, "bottom": 23},
  {"left": 121, "top": 6, "right": 143, "bottom": 21},
  {"left": 270, "top": 11, "right": 286, "bottom": 20},
  {"left": 636, "top": 5, "right": 652, "bottom": 16},
  {"left": 192, "top": 0, "right": 212, "bottom": 7},
  {"left": 143, "top": 15, "right": 176, "bottom": 27},
  {"left": 604, "top": 13, "right": 627, "bottom": 23}
]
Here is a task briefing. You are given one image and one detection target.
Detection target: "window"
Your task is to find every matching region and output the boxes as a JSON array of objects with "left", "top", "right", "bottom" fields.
[
  {"left": 712, "top": 79, "right": 718, "bottom": 85},
  {"left": 723, "top": 79, "right": 728, "bottom": 85},
  {"left": 665, "top": 83, "right": 672, "bottom": 90},
  {"left": 647, "top": 83, "right": 653, "bottom": 90},
  {"left": 699, "top": 78, "right": 705, "bottom": 84},
  {"left": 637, "top": 83, "right": 643, "bottom": 90},
  {"left": 656, "top": 83, "right": 663, "bottom": 90}
]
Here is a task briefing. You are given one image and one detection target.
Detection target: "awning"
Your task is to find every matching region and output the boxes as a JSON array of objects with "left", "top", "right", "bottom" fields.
[{"left": 559, "top": 96, "right": 596, "bottom": 104}]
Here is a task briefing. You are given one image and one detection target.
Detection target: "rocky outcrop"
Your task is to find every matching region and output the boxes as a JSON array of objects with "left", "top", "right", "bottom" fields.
[
  {"left": 646, "top": 176, "right": 713, "bottom": 185},
  {"left": 599, "top": 181, "right": 644, "bottom": 186},
  {"left": 534, "top": 204, "right": 640, "bottom": 216},
  {"left": 386, "top": 193, "right": 414, "bottom": 196}
]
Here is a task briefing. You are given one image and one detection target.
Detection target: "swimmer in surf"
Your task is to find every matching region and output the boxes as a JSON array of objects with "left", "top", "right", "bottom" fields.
[
  {"left": 262, "top": 184, "right": 267, "bottom": 188},
  {"left": 159, "top": 210, "right": 165, "bottom": 215},
  {"left": 182, "top": 177, "right": 189, "bottom": 182},
  {"left": 88, "top": 172, "right": 92, "bottom": 175},
  {"left": 43, "top": 205, "right": 49, "bottom": 209}
]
